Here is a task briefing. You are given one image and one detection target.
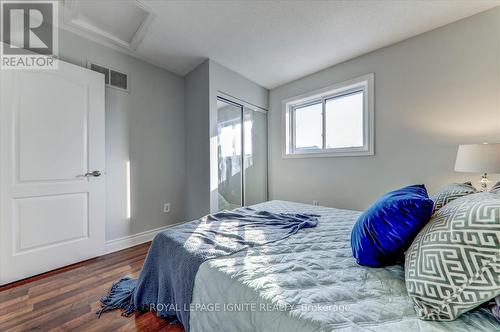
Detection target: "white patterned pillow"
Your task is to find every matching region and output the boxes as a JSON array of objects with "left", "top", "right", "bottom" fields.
[
  {"left": 405, "top": 193, "right": 500, "bottom": 321},
  {"left": 491, "top": 181, "right": 500, "bottom": 194},
  {"left": 430, "top": 182, "right": 477, "bottom": 213}
]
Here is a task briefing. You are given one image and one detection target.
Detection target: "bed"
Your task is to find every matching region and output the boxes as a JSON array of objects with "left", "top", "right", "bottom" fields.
[{"left": 189, "top": 200, "right": 499, "bottom": 331}]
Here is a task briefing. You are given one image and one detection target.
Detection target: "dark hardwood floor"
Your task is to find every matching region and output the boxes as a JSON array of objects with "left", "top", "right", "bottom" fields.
[{"left": 0, "top": 243, "right": 184, "bottom": 332}]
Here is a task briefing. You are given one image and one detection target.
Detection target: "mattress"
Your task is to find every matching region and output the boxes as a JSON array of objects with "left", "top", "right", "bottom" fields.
[{"left": 190, "top": 200, "right": 499, "bottom": 331}]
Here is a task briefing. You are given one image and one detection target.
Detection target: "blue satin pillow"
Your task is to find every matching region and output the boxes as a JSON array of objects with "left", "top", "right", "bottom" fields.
[{"left": 351, "top": 184, "right": 434, "bottom": 267}]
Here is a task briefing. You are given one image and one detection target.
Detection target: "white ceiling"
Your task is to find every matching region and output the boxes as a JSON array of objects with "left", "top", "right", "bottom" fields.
[
  {"left": 72, "top": 0, "right": 149, "bottom": 44},
  {"left": 63, "top": 0, "right": 500, "bottom": 89}
]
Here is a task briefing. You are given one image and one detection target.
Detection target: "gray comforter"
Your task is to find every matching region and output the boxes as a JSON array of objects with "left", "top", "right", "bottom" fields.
[{"left": 190, "top": 201, "right": 500, "bottom": 331}]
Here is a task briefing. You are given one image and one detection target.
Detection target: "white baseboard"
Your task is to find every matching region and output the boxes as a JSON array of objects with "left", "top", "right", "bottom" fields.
[{"left": 104, "top": 223, "right": 180, "bottom": 254}]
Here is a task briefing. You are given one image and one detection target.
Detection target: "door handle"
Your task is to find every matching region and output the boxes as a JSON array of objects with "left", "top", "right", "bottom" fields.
[{"left": 84, "top": 170, "right": 102, "bottom": 177}]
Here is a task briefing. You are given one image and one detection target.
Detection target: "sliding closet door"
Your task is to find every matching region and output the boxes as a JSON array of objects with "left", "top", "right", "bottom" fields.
[
  {"left": 217, "top": 99, "right": 243, "bottom": 210},
  {"left": 243, "top": 108, "right": 268, "bottom": 205}
]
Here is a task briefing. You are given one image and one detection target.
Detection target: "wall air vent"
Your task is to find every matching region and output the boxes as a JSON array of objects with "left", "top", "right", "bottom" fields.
[{"left": 88, "top": 62, "right": 129, "bottom": 92}]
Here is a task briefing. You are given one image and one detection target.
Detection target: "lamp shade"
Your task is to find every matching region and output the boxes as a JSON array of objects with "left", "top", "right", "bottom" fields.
[{"left": 455, "top": 143, "right": 500, "bottom": 174}]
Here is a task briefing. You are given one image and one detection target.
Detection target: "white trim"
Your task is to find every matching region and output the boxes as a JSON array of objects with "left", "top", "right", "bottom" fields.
[
  {"left": 282, "top": 73, "right": 375, "bottom": 158},
  {"left": 62, "top": 0, "right": 155, "bottom": 51},
  {"left": 104, "top": 222, "right": 183, "bottom": 254},
  {"left": 58, "top": 22, "right": 169, "bottom": 74},
  {"left": 217, "top": 91, "right": 268, "bottom": 114},
  {"left": 129, "top": 1, "right": 156, "bottom": 50}
]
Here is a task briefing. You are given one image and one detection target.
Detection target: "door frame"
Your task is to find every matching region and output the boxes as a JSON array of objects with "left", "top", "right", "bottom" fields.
[{"left": 215, "top": 93, "right": 269, "bottom": 209}]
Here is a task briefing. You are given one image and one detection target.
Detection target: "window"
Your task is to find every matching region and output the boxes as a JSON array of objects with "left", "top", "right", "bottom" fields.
[
  {"left": 295, "top": 102, "right": 322, "bottom": 150},
  {"left": 284, "top": 73, "right": 374, "bottom": 157}
]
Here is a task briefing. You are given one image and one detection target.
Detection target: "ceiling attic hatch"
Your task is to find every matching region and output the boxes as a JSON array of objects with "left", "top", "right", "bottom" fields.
[{"left": 62, "top": 0, "right": 155, "bottom": 50}]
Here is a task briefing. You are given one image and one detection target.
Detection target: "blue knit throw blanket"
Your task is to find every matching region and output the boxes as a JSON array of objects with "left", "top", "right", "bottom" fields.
[{"left": 98, "top": 207, "right": 319, "bottom": 331}]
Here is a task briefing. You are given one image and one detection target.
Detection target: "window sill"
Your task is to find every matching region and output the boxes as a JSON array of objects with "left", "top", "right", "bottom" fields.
[{"left": 282, "top": 149, "right": 374, "bottom": 159}]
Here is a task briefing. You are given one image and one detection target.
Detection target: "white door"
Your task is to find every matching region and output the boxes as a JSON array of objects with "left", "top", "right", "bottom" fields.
[{"left": 0, "top": 60, "right": 105, "bottom": 285}]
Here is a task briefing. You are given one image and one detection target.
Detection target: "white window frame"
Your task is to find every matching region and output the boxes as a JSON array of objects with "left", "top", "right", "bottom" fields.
[{"left": 282, "top": 73, "right": 374, "bottom": 158}]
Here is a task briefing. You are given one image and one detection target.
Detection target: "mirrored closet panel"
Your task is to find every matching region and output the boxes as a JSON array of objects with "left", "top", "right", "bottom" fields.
[{"left": 216, "top": 97, "right": 268, "bottom": 211}]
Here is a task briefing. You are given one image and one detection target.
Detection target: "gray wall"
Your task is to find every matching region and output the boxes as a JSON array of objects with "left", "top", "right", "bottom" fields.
[
  {"left": 184, "top": 60, "right": 269, "bottom": 219},
  {"left": 184, "top": 60, "right": 211, "bottom": 220},
  {"left": 54, "top": 6, "right": 500, "bottom": 238},
  {"left": 209, "top": 60, "right": 269, "bottom": 110},
  {"left": 59, "top": 29, "right": 270, "bottom": 233},
  {"left": 269, "top": 8, "right": 500, "bottom": 211},
  {"left": 59, "top": 30, "right": 186, "bottom": 241}
]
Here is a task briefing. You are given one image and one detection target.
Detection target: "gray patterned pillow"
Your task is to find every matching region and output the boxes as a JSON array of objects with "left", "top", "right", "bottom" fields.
[
  {"left": 430, "top": 182, "right": 477, "bottom": 213},
  {"left": 491, "top": 181, "right": 500, "bottom": 194},
  {"left": 405, "top": 192, "right": 500, "bottom": 321}
]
